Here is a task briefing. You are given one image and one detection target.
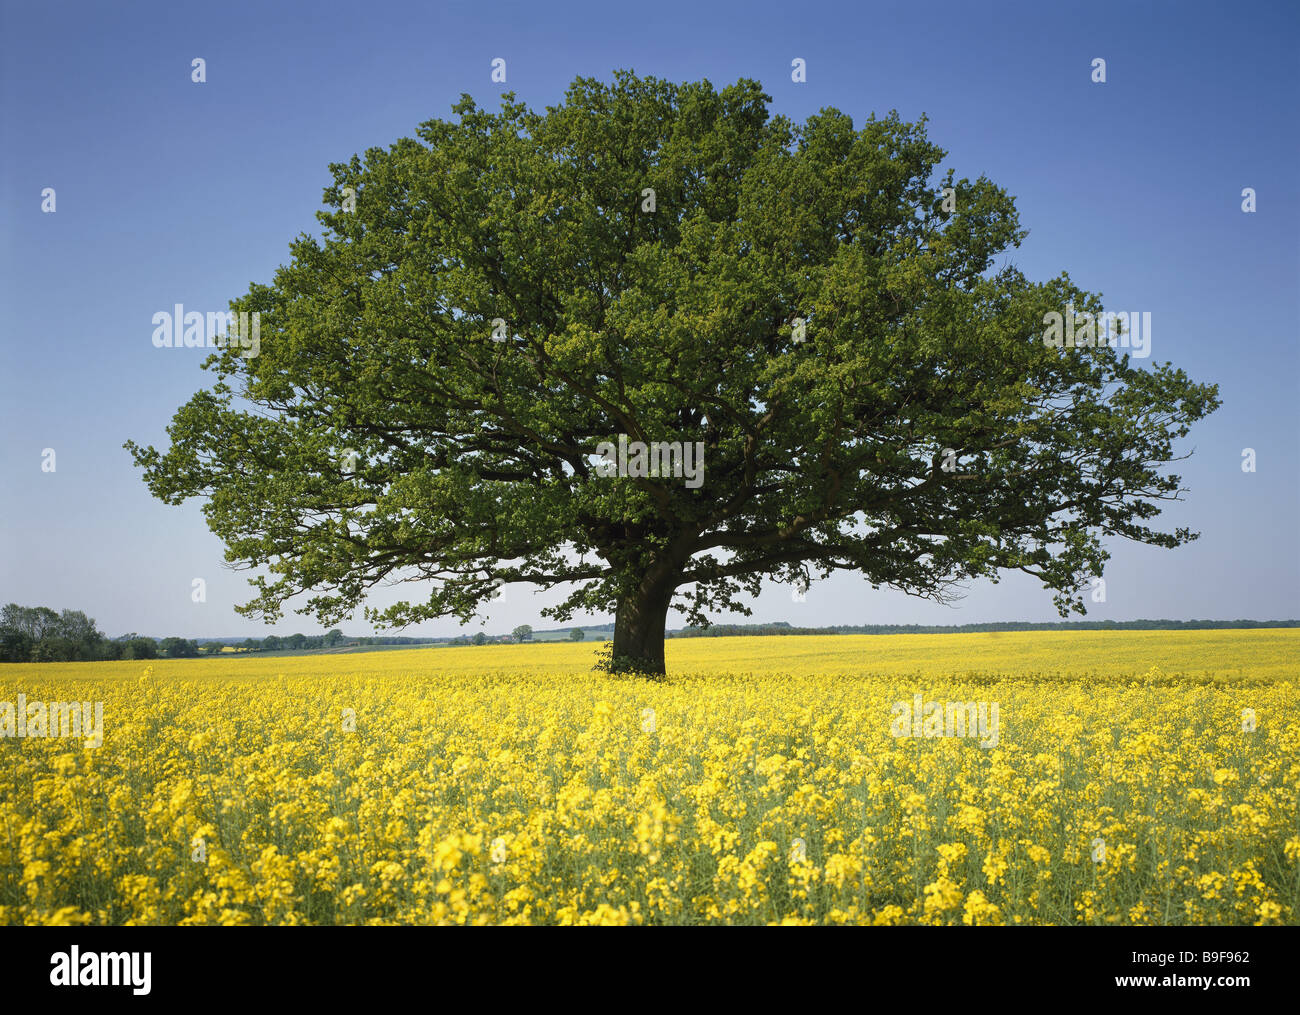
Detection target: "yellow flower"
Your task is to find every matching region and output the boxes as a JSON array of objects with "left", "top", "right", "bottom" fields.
[{"left": 1, "top": 630, "right": 1295, "bottom": 926}]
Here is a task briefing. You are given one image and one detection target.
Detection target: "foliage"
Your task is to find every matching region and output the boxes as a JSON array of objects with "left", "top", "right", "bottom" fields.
[{"left": 124, "top": 71, "right": 1219, "bottom": 675}]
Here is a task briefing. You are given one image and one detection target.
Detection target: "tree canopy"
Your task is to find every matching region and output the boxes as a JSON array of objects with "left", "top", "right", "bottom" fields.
[{"left": 126, "top": 70, "right": 1220, "bottom": 675}]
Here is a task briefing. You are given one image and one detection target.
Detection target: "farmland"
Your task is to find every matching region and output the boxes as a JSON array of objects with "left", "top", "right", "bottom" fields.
[{"left": 1, "top": 630, "right": 1296, "bottom": 925}]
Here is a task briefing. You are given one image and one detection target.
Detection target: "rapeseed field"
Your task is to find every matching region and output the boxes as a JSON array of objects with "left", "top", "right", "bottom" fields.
[{"left": 1, "top": 631, "right": 1296, "bottom": 925}]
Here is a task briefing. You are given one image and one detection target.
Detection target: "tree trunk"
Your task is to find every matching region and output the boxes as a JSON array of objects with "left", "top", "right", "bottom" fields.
[{"left": 610, "top": 579, "right": 675, "bottom": 676}]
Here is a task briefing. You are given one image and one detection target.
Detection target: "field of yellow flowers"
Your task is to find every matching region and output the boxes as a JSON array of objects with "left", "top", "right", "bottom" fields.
[{"left": 1, "top": 630, "right": 1297, "bottom": 925}]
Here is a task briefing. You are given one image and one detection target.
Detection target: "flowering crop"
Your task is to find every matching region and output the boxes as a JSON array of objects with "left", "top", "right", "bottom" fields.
[{"left": 1, "top": 631, "right": 1296, "bottom": 925}]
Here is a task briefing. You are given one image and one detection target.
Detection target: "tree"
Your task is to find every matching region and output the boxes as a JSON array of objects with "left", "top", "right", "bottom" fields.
[
  {"left": 125, "top": 71, "right": 1219, "bottom": 676},
  {"left": 512, "top": 624, "right": 533, "bottom": 642},
  {"left": 323, "top": 628, "right": 345, "bottom": 647},
  {"left": 1, "top": 629, "right": 34, "bottom": 662},
  {"left": 160, "top": 637, "right": 199, "bottom": 658},
  {"left": 57, "top": 609, "right": 103, "bottom": 654},
  {"left": 1, "top": 604, "right": 61, "bottom": 642},
  {"left": 1, "top": 605, "right": 108, "bottom": 660},
  {"left": 123, "top": 637, "right": 157, "bottom": 660},
  {"left": 569, "top": 628, "right": 585, "bottom": 642},
  {"left": 471, "top": 632, "right": 489, "bottom": 646}
]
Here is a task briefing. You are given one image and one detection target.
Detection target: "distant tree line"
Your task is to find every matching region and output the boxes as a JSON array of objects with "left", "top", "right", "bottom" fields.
[
  {"left": 0, "top": 604, "right": 202, "bottom": 662},
  {"left": 444, "top": 625, "right": 538, "bottom": 646},
  {"left": 194, "top": 631, "right": 439, "bottom": 652},
  {"left": 668, "top": 619, "right": 1300, "bottom": 638},
  {"left": 6, "top": 602, "right": 1291, "bottom": 663},
  {"left": 233, "top": 630, "right": 347, "bottom": 652},
  {"left": 0, "top": 607, "right": 455, "bottom": 662}
]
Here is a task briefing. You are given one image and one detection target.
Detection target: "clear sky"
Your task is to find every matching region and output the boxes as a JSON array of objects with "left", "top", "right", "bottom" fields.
[{"left": 1, "top": 0, "right": 1297, "bottom": 638}]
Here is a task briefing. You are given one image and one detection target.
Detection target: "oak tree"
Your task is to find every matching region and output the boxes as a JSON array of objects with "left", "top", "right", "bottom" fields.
[{"left": 127, "top": 71, "right": 1220, "bottom": 675}]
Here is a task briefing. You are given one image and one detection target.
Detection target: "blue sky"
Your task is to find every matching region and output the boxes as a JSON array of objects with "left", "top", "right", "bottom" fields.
[{"left": 1, "top": 0, "right": 1297, "bottom": 638}]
